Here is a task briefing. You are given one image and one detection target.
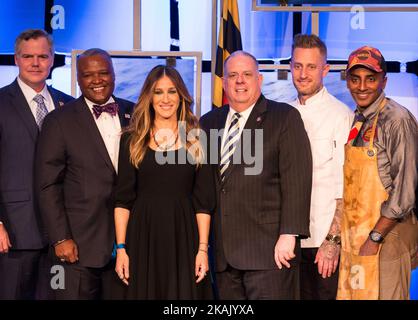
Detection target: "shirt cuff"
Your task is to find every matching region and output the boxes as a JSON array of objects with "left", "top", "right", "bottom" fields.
[
  {"left": 53, "top": 239, "right": 68, "bottom": 247},
  {"left": 380, "top": 202, "right": 405, "bottom": 220}
]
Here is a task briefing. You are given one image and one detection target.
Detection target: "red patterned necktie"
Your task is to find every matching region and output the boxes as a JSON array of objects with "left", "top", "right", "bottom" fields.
[
  {"left": 92, "top": 102, "right": 119, "bottom": 119},
  {"left": 347, "top": 113, "right": 366, "bottom": 146}
]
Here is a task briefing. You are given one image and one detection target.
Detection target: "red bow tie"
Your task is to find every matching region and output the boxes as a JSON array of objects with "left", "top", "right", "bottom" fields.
[{"left": 92, "top": 102, "right": 119, "bottom": 119}]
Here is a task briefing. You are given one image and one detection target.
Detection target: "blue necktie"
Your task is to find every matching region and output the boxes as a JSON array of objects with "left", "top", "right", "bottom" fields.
[{"left": 33, "top": 94, "right": 49, "bottom": 128}]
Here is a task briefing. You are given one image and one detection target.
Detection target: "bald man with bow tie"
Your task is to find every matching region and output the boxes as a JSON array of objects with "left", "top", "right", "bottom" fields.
[{"left": 35, "top": 48, "right": 134, "bottom": 300}]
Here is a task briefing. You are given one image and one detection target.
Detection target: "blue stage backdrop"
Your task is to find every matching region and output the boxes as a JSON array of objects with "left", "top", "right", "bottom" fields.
[
  {"left": 0, "top": 0, "right": 45, "bottom": 53},
  {"left": 0, "top": 0, "right": 417, "bottom": 299}
]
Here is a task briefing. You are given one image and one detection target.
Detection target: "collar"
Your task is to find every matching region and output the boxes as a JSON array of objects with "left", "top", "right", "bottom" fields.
[
  {"left": 355, "top": 91, "right": 386, "bottom": 119},
  {"left": 17, "top": 76, "right": 49, "bottom": 104},
  {"left": 227, "top": 102, "right": 256, "bottom": 123},
  {"left": 295, "top": 86, "right": 327, "bottom": 107},
  {"left": 84, "top": 96, "right": 116, "bottom": 115}
]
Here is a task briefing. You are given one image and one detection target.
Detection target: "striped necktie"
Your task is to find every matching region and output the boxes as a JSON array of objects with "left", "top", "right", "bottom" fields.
[
  {"left": 347, "top": 113, "right": 366, "bottom": 146},
  {"left": 33, "top": 94, "right": 49, "bottom": 128},
  {"left": 220, "top": 112, "right": 241, "bottom": 181}
]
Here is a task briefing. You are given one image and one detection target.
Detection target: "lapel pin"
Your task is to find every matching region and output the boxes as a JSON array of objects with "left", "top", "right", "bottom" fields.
[
  {"left": 59, "top": 101, "right": 64, "bottom": 107},
  {"left": 125, "top": 114, "right": 131, "bottom": 119},
  {"left": 256, "top": 116, "right": 262, "bottom": 122}
]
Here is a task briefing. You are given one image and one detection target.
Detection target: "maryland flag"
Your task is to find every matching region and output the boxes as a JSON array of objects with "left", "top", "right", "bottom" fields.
[{"left": 212, "top": 0, "right": 242, "bottom": 109}]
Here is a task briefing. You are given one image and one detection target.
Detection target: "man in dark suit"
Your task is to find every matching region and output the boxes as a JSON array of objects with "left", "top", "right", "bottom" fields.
[
  {"left": 200, "top": 50, "right": 312, "bottom": 299},
  {"left": 36, "top": 48, "right": 134, "bottom": 299},
  {"left": 0, "top": 29, "right": 73, "bottom": 300}
]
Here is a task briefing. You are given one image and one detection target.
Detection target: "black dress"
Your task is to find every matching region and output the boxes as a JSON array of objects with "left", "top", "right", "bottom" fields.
[{"left": 115, "top": 133, "right": 215, "bottom": 299}]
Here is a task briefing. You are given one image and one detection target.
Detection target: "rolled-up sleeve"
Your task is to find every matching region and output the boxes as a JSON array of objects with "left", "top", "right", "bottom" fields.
[{"left": 380, "top": 118, "right": 418, "bottom": 219}]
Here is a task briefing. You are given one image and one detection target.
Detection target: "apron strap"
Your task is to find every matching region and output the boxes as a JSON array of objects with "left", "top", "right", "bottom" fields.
[{"left": 368, "top": 98, "right": 387, "bottom": 151}]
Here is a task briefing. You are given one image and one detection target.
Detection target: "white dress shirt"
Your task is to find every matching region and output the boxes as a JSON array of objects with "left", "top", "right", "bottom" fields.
[
  {"left": 17, "top": 76, "right": 54, "bottom": 117},
  {"left": 291, "top": 87, "right": 354, "bottom": 248},
  {"left": 84, "top": 97, "right": 122, "bottom": 172}
]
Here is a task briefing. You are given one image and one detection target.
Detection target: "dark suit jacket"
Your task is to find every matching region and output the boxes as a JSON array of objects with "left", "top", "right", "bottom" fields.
[
  {"left": 0, "top": 79, "right": 73, "bottom": 250},
  {"left": 35, "top": 96, "right": 134, "bottom": 268},
  {"left": 200, "top": 95, "right": 312, "bottom": 272}
]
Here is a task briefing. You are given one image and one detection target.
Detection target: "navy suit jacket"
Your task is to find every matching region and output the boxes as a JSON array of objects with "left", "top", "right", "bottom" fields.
[
  {"left": 0, "top": 79, "right": 74, "bottom": 250},
  {"left": 36, "top": 96, "right": 134, "bottom": 268}
]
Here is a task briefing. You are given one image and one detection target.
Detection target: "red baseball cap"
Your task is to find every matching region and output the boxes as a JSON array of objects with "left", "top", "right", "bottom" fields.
[{"left": 346, "top": 46, "right": 387, "bottom": 73}]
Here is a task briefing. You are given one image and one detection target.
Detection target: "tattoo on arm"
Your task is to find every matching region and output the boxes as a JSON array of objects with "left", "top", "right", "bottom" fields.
[
  {"left": 317, "top": 199, "right": 343, "bottom": 263},
  {"left": 328, "top": 199, "right": 343, "bottom": 236}
]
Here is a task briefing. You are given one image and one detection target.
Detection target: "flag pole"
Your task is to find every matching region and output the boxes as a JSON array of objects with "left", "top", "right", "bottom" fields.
[{"left": 211, "top": 0, "right": 219, "bottom": 109}]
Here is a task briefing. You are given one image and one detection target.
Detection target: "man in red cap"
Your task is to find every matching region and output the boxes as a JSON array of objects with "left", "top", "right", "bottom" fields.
[{"left": 337, "top": 46, "right": 418, "bottom": 300}]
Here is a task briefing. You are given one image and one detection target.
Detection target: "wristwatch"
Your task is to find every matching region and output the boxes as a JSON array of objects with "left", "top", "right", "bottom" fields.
[
  {"left": 369, "top": 230, "right": 384, "bottom": 243},
  {"left": 325, "top": 233, "right": 341, "bottom": 245}
]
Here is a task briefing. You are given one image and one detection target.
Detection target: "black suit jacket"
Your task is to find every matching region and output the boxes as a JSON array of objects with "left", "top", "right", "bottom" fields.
[
  {"left": 0, "top": 79, "right": 73, "bottom": 250},
  {"left": 200, "top": 95, "right": 312, "bottom": 272},
  {"left": 35, "top": 96, "right": 134, "bottom": 268}
]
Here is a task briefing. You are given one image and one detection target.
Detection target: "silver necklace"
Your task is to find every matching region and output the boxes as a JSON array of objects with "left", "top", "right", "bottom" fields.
[{"left": 152, "top": 130, "right": 178, "bottom": 151}]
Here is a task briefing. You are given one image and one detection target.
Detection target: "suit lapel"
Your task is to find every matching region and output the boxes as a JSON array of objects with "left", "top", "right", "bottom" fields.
[
  {"left": 242, "top": 95, "right": 267, "bottom": 136},
  {"left": 114, "top": 97, "right": 132, "bottom": 128},
  {"left": 48, "top": 86, "right": 66, "bottom": 109},
  {"left": 9, "top": 80, "right": 38, "bottom": 142},
  {"left": 221, "top": 95, "right": 268, "bottom": 184},
  {"left": 74, "top": 98, "right": 115, "bottom": 173}
]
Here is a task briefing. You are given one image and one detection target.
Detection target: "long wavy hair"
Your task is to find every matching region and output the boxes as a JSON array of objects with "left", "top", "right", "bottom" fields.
[{"left": 126, "top": 65, "right": 203, "bottom": 168}]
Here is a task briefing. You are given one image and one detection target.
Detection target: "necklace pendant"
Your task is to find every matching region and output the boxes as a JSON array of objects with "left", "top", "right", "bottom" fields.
[{"left": 152, "top": 129, "right": 179, "bottom": 152}]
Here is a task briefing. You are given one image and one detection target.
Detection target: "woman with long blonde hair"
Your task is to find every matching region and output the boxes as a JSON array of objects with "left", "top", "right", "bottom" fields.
[{"left": 113, "top": 65, "right": 214, "bottom": 299}]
